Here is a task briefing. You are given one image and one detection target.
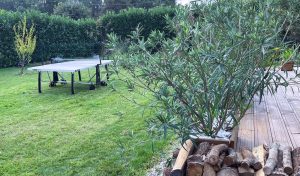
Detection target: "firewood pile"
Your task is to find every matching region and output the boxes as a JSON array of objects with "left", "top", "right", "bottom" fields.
[{"left": 164, "top": 140, "right": 300, "bottom": 176}]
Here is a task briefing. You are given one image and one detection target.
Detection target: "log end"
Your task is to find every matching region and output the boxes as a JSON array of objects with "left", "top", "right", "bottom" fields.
[{"left": 283, "top": 167, "right": 293, "bottom": 175}]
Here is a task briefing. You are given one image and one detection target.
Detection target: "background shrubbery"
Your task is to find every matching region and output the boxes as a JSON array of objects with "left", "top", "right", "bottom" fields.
[
  {"left": 0, "top": 10, "right": 99, "bottom": 67},
  {"left": 0, "top": 6, "right": 175, "bottom": 68},
  {"left": 99, "top": 6, "right": 175, "bottom": 39}
]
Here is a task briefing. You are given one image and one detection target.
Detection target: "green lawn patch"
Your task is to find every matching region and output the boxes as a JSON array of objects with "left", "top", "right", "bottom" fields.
[{"left": 0, "top": 67, "right": 171, "bottom": 176}]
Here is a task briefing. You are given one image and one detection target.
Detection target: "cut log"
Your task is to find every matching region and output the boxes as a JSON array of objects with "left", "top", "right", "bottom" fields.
[
  {"left": 277, "top": 148, "right": 283, "bottom": 168},
  {"left": 252, "top": 145, "right": 267, "bottom": 176},
  {"left": 217, "top": 167, "right": 238, "bottom": 176},
  {"left": 173, "top": 148, "right": 180, "bottom": 159},
  {"left": 186, "top": 160, "right": 204, "bottom": 176},
  {"left": 223, "top": 148, "right": 237, "bottom": 166},
  {"left": 203, "top": 163, "right": 216, "bottom": 176},
  {"left": 171, "top": 139, "right": 194, "bottom": 176},
  {"left": 292, "top": 147, "right": 300, "bottom": 176},
  {"left": 270, "top": 167, "right": 288, "bottom": 176},
  {"left": 195, "top": 137, "right": 230, "bottom": 147},
  {"left": 238, "top": 166, "right": 255, "bottom": 176},
  {"left": 240, "top": 146, "right": 262, "bottom": 170},
  {"left": 263, "top": 143, "right": 280, "bottom": 175},
  {"left": 213, "top": 152, "right": 226, "bottom": 172},
  {"left": 206, "top": 144, "right": 228, "bottom": 165},
  {"left": 164, "top": 167, "right": 172, "bottom": 176},
  {"left": 186, "top": 154, "right": 204, "bottom": 176},
  {"left": 281, "top": 145, "right": 292, "bottom": 175},
  {"left": 195, "top": 142, "right": 210, "bottom": 156}
]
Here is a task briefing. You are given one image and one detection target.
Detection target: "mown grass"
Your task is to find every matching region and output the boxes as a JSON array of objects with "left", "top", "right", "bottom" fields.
[{"left": 0, "top": 66, "right": 171, "bottom": 176}]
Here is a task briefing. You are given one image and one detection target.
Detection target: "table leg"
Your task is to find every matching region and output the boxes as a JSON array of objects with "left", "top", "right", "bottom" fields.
[
  {"left": 38, "top": 71, "right": 42, "bottom": 93},
  {"left": 71, "top": 72, "right": 75, "bottom": 94},
  {"left": 105, "top": 65, "right": 109, "bottom": 81},
  {"left": 96, "top": 65, "right": 100, "bottom": 85},
  {"left": 53, "top": 72, "right": 59, "bottom": 83},
  {"left": 78, "top": 71, "right": 82, "bottom": 81}
]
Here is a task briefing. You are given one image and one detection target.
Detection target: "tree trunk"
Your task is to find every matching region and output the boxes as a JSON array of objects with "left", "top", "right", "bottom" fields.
[
  {"left": 206, "top": 144, "right": 228, "bottom": 165},
  {"left": 264, "top": 143, "right": 280, "bottom": 175},
  {"left": 217, "top": 167, "right": 238, "bottom": 176}
]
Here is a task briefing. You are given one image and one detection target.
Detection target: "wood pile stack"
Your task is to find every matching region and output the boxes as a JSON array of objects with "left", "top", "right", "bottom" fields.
[{"left": 164, "top": 140, "right": 300, "bottom": 176}]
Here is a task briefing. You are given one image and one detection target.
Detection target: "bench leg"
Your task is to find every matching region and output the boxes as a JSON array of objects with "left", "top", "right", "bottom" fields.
[
  {"left": 38, "top": 71, "right": 42, "bottom": 93},
  {"left": 71, "top": 72, "right": 75, "bottom": 94}
]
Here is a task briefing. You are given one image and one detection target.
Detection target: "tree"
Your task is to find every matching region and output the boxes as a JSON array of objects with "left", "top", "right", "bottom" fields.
[
  {"left": 13, "top": 16, "right": 37, "bottom": 75},
  {"left": 107, "top": 0, "right": 298, "bottom": 140},
  {"left": 53, "top": 0, "right": 91, "bottom": 19}
]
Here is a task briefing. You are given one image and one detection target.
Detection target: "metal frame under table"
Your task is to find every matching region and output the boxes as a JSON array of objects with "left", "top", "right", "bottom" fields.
[{"left": 28, "top": 59, "right": 113, "bottom": 94}]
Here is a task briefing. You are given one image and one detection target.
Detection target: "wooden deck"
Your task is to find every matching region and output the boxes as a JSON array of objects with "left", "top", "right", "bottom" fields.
[{"left": 237, "top": 79, "right": 300, "bottom": 150}]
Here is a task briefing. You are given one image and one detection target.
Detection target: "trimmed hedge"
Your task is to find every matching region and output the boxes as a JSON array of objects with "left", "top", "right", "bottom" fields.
[
  {"left": 0, "top": 6, "right": 175, "bottom": 68},
  {"left": 0, "top": 10, "right": 99, "bottom": 68},
  {"left": 99, "top": 6, "right": 175, "bottom": 40}
]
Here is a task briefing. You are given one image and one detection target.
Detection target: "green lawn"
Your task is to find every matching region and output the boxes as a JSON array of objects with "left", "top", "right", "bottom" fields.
[{"left": 0, "top": 67, "right": 170, "bottom": 176}]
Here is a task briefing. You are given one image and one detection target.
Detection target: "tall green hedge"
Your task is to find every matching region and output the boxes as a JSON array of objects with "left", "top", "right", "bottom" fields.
[
  {"left": 99, "top": 6, "right": 175, "bottom": 40},
  {"left": 0, "top": 10, "right": 99, "bottom": 68},
  {"left": 0, "top": 6, "right": 175, "bottom": 68}
]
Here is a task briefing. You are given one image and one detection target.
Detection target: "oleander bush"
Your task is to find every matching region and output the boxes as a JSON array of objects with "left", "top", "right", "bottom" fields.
[
  {"left": 108, "top": 0, "right": 299, "bottom": 140},
  {"left": 0, "top": 10, "right": 99, "bottom": 68}
]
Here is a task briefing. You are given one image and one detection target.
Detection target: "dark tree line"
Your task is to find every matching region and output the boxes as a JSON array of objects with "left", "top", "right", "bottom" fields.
[{"left": 0, "top": 0, "right": 176, "bottom": 19}]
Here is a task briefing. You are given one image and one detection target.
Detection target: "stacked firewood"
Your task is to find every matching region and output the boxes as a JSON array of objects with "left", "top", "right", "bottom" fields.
[
  {"left": 263, "top": 143, "right": 300, "bottom": 176},
  {"left": 164, "top": 141, "right": 300, "bottom": 176}
]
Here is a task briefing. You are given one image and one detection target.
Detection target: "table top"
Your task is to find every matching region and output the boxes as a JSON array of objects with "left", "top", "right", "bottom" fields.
[{"left": 28, "top": 59, "right": 113, "bottom": 72}]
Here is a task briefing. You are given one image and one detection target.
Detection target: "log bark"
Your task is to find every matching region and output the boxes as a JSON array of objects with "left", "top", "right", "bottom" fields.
[
  {"left": 223, "top": 148, "right": 237, "bottom": 166},
  {"left": 171, "top": 139, "right": 194, "bottom": 176},
  {"left": 186, "top": 154, "right": 204, "bottom": 176},
  {"left": 292, "top": 147, "right": 300, "bottom": 176},
  {"left": 281, "top": 145, "right": 292, "bottom": 175},
  {"left": 238, "top": 166, "right": 254, "bottom": 176},
  {"left": 217, "top": 167, "right": 238, "bottom": 176},
  {"left": 195, "top": 142, "right": 210, "bottom": 156},
  {"left": 206, "top": 144, "right": 228, "bottom": 165},
  {"left": 252, "top": 145, "right": 267, "bottom": 176},
  {"left": 203, "top": 163, "right": 216, "bottom": 176},
  {"left": 240, "top": 146, "right": 262, "bottom": 170},
  {"left": 263, "top": 143, "right": 280, "bottom": 175}
]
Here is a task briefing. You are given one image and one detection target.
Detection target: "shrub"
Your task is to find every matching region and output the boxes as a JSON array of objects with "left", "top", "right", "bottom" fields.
[
  {"left": 99, "top": 6, "right": 175, "bottom": 40},
  {"left": 53, "top": 0, "right": 91, "bottom": 20},
  {"left": 108, "top": 0, "right": 298, "bottom": 140},
  {"left": 0, "top": 10, "right": 99, "bottom": 68},
  {"left": 13, "top": 16, "right": 37, "bottom": 75}
]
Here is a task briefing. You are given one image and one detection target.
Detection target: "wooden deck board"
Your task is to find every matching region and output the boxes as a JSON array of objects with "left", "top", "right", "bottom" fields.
[{"left": 237, "top": 78, "right": 300, "bottom": 150}]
